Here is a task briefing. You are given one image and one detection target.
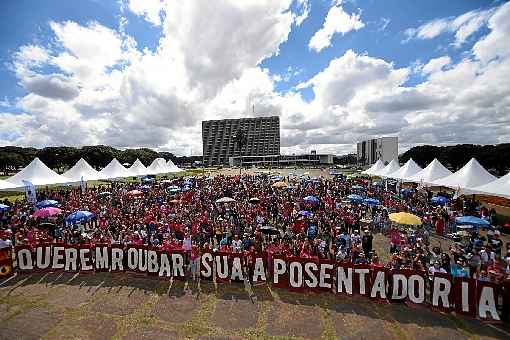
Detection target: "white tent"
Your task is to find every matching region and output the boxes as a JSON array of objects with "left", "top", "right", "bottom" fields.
[
  {"left": 129, "top": 159, "right": 148, "bottom": 177},
  {"left": 386, "top": 158, "right": 422, "bottom": 181},
  {"left": 469, "top": 171, "right": 510, "bottom": 199},
  {"left": 432, "top": 158, "right": 497, "bottom": 189},
  {"left": 146, "top": 158, "right": 170, "bottom": 175},
  {"left": 99, "top": 158, "right": 133, "bottom": 179},
  {"left": 405, "top": 158, "right": 452, "bottom": 185},
  {"left": 5, "top": 157, "right": 72, "bottom": 188},
  {"left": 372, "top": 159, "right": 400, "bottom": 177},
  {"left": 62, "top": 158, "right": 102, "bottom": 182},
  {"left": 166, "top": 159, "right": 183, "bottom": 173},
  {"left": 0, "top": 179, "right": 18, "bottom": 190},
  {"left": 361, "top": 159, "right": 385, "bottom": 175}
]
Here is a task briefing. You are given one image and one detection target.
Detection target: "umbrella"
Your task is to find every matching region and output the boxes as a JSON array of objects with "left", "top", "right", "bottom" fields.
[
  {"left": 260, "top": 225, "right": 280, "bottom": 235},
  {"left": 347, "top": 194, "right": 363, "bottom": 203},
  {"left": 352, "top": 185, "right": 364, "bottom": 190},
  {"left": 66, "top": 210, "right": 94, "bottom": 224},
  {"left": 0, "top": 203, "right": 9, "bottom": 211},
  {"left": 372, "top": 181, "right": 382, "bottom": 186},
  {"left": 400, "top": 188, "right": 416, "bottom": 196},
  {"left": 389, "top": 212, "right": 422, "bottom": 225},
  {"left": 457, "top": 225, "right": 474, "bottom": 230},
  {"left": 127, "top": 190, "right": 143, "bottom": 196},
  {"left": 142, "top": 177, "right": 154, "bottom": 182},
  {"left": 38, "top": 222, "right": 56, "bottom": 229},
  {"left": 170, "top": 199, "right": 180, "bottom": 204},
  {"left": 249, "top": 197, "right": 260, "bottom": 203},
  {"left": 303, "top": 196, "right": 320, "bottom": 204},
  {"left": 98, "top": 191, "right": 112, "bottom": 197},
  {"left": 216, "top": 197, "right": 235, "bottom": 203},
  {"left": 272, "top": 181, "right": 287, "bottom": 188},
  {"left": 33, "top": 207, "right": 62, "bottom": 218},
  {"left": 363, "top": 198, "right": 380, "bottom": 206},
  {"left": 431, "top": 196, "right": 449, "bottom": 206},
  {"left": 36, "top": 200, "right": 59, "bottom": 208},
  {"left": 298, "top": 210, "right": 313, "bottom": 217},
  {"left": 455, "top": 216, "right": 490, "bottom": 227}
]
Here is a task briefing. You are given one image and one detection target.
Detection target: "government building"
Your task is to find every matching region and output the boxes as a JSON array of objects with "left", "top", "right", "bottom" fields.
[
  {"left": 356, "top": 136, "right": 398, "bottom": 166},
  {"left": 202, "top": 116, "right": 280, "bottom": 166}
]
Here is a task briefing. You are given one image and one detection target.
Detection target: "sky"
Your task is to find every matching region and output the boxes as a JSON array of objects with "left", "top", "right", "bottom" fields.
[{"left": 0, "top": 0, "right": 509, "bottom": 156}]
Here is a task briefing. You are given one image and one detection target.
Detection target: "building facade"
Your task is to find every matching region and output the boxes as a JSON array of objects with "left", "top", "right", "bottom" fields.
[
  {"left": 202, "top": 116, "right": 280, "bottom": 166},
  {"left": 356, "top": 137, "right": 398, "bottom": 166},
  {"left": 228, "top": 153, "right": 334, "bottom": 167}
]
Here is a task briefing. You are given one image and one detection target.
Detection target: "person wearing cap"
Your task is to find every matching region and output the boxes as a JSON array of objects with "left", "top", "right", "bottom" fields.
[{"left": 429, "top": 260, "right": 447, "bottom": 276}]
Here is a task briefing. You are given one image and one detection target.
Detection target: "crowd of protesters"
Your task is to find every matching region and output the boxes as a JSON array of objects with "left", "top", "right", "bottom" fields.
[{"left": 0, "top": 171, "right": 509, "bottom": 284}]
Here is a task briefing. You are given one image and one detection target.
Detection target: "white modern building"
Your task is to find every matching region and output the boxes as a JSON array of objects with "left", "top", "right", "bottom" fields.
[{"left": 356, "top": 137, "right": 398, "bottom": 166}]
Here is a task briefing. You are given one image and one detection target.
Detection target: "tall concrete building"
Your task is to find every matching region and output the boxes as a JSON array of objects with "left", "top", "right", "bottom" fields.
[
  {"left": 357, "top": 137, "right": 398, "bottom": 166},
  {"left": 202, "top": 116, "right": 280, "bottom": 166}
]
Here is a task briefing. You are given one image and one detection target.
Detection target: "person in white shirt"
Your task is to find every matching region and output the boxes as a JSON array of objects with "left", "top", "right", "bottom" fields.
[
  {"left": 231, "top": 234, "right": 242, "bottom": 253},
  {"left": 429, "top": 261, "right": 447, "bottom": 276}
]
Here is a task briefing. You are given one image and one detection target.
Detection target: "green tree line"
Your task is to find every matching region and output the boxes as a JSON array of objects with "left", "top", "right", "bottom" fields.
[
  {"left": 0, "top": 145, "right": 202, "bottom": 175},
  {"left": 399, "top": 143, "right": 510, "bottom": 176}
]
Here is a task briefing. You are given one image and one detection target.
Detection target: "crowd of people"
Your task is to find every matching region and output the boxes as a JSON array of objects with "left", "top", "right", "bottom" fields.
[{"left": 0, "top": 171, "right": 509, "bottom": 284}]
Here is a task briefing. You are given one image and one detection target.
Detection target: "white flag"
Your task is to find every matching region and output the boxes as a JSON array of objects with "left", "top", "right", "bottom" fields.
[{"left": 80, "top": 176, "right": 86, "bottom": 193}]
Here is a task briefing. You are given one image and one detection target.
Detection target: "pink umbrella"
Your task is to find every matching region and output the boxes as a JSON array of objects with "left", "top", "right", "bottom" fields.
[
  {"left": 33, "top": 207, "right": 62, "bottom": 218},
  {"left": 127, "top": 190, "right": 143, "bottom": 196}
]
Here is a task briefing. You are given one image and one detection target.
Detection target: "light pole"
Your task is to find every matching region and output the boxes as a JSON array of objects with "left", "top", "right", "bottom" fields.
[{"left": 233, "top": 130, "right": 247, "bottom": 175}]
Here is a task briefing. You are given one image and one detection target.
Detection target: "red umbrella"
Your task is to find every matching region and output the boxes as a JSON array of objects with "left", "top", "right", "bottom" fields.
[
  {"left": 33, "top": 207, "right": 62, "bottom": 218},
  {"left": 127, "top": 190, "right": 143, "bottom": 196}
]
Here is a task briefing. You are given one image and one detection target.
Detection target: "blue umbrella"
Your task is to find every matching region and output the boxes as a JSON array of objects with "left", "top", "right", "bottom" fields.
[
  {"left": 66, "top": 210, "right": 95, "bottom": 224},
  {"left": 363, "top": 198, "right": 380, "bottom": 206},
  {"left": 307, "top": 225, "right": 318, "bottom": 239},
  {"left": 299, "top": 210, "right": 313, "bottom": 217},
  {"left": 351, "top": 185, "right": 364, "bottom": 190},
  {"left": 0, "top": 203, "right": 9, "bottom": 211},
  {"left": 303, "top": 196, "right": 320, "bottom": 204},
  {"left": 400, "top": 188, "right": 416, "bottom": 197},
  {"left": 36, "top": 200, "right": 59, "bottom": 208},
  {"left": 347, "top": 194, "right": 363, "bottom": 203},
  {"left": 431, "top": 196, "right": 449, "bottom": 206},
  {"left": 455, "top": 216, "right": 490, "bottom": 227}
]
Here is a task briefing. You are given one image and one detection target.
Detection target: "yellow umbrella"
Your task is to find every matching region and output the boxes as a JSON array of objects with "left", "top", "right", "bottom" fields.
[
  {"left": 389, "top": 212, "right": 422, "bottom": 225},
  {"left": 272, "top": 181, "right": 287, "bottom": 188}
]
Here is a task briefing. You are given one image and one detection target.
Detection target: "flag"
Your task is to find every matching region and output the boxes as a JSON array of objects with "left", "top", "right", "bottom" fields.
[
  {"left": 22, "top": 180, "right": 37, "bottom": 204},
  {"left": 80, "top": 176, "right": 86, "bottom": 193}
]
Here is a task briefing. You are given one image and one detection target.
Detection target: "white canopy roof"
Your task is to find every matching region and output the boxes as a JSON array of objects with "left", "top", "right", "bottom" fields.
[
  {"left": 146, "top": 158, "right": 170, "bottom": 175},
  {"left": 6, "top": 157, "right": 71, "bottom": 187},
  {"left": 0, "top": 179, "right": 18, "bottom": 190},
  {"left": 469, "top": 171, "right": 510, "bottom": 199},
  {"left": 372, "top": 159, "right": 400, "bottom": 177},
  {"left": 62, "top": 158, "right": 102, "bottom": 182},
  {"left": 99, "top": 158, "right": 133, "bottom": 179},
  {"left": 386, "top": 158, "right": 422, "bottom": 181},
  {"left": 406, "top": 158, "right": 452, "bottom": 184},
  {"left": 432, "top": 158, "right": 497, "bottom": 189},
  {"left": 166, "top": 159, "right": 183, "bottom": 173},
  {"left": 361, "top": 159, "right": 385, "bottom": 175},
  {"left": 129, "top": 159, "right": 148, "bottom": 176}
]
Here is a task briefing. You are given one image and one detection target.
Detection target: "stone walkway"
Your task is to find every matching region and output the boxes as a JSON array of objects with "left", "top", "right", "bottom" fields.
[{"left": 1, "top": 268, "right": 509, "bottom": 339}]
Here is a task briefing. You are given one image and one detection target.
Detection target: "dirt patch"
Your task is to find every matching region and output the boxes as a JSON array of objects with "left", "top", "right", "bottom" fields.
[
  {"left": 122, "top": 327, "right": 180, "bottom": 339},
  {"left": 0, "top": 307, "right": 63, "bottom": 340},
  {"left": 211, "top": 298, "right": 260, "bottom": 331},
  {"left": 151, "top": 292, "right": 199, "bottom": 323},
  {"left": 89, "top": 286, "right": 150, "bottom": 316},
  {"left": 47, "top": 315, "right": 118, "bottom": 340},
  {"left": 266, "top": 301, "right": 323, "bottom": 339}
]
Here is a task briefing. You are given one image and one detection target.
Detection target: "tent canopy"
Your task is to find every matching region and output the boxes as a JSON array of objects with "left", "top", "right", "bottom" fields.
[
  {"left": 5, "top": 157, "right": 71, "bottom": 188},
  {"left": 470, "top": 171, "right": 510, "bottom": 199},
  {"left": 129, "top": 159, "right": 148, "bottom": 177},
  {"left": 386, "top": 158, "right": 422, "bottom": 181},
  {"left": 432, "top": 158, "right": 496, "bottom": 189},
  {"left": 361, "top": 159, "right": 384, "bottom": 175},
  {"left": 99, "top": 158, "right": 133, "bottom": 179},
  {"left": 405, "top": 158, "right": 452, "bottom": 184},
  {"left": 147, "top": 158, "right": 170, "bottom": 175},
  {"left": 0, "top": 179, "right": 18, "bottom": 190},
  {"left": 62, "top": 158, "right": 102, "bottom": 182},
  {"left": 372, "top": 159, "right": 400, "bottom": 177},
  {"left": 166, "top": 159, "right": 183, "bottom": 173}
]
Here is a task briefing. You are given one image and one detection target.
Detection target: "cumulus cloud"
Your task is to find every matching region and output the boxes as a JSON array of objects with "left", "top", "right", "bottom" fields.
[
  {"left": 127, "top": 0, "right": 165, "bottom": 26},
  {"left": 308, "top": 2, "right": 364, "bottom": 52},
  {"left": 2, "top": 0, "right": 510, "bottom": 156},
  {"left": 404, "top": 7, "right": 494, "bottom": 47}
]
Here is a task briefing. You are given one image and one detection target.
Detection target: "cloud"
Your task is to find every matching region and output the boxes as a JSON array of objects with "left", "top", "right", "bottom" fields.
[
  {"left": 3, "top": 1, "right": 510, "bottom": 156},
  {"left": 127, "top": 0, "right": 165, "bottom": 26},
  {"left": 421, "top": 56, "right": 451, "bottom": 75},
  {"left": 404, "top": 7, "right": 495, "bottom": 47},
  {"left": 308, "top": 3, "right": 364, "bottom": 52},
  {"left": 21, "top": 74, "right": 80, "bottom": 101}
]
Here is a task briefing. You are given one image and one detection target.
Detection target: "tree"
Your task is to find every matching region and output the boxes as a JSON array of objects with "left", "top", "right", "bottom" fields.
[{"left": 80, "top": 145, "right": 120, "bottom": 170}]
